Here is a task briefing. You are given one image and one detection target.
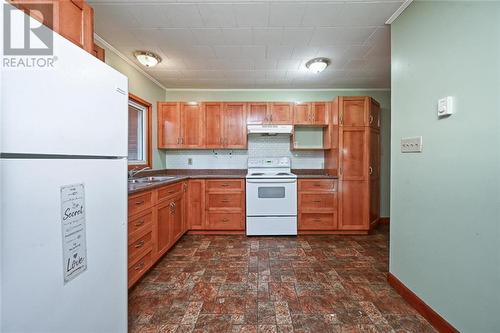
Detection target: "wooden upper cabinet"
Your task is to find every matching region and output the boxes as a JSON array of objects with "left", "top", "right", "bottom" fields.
[
  {"left": 247, "top": 103, "right": 268, "bottom": 124},
  {"left": 270, "top": 103, "right": 293, "bottom": 124},
  {"left": 339, "top": 97, "right": 369, "bottom": 127},
  {"left": 311, "top": 102, "right": 329, "bottom": 125},
  {"left": 158, "top": 102, "right": 181, "bottom": 149},
  {"left": 293, "top": 103, "right": 311, "bottom": 124},
  {"left": 223, "top": 103, "right": 247, "bottom": 149},
  {"left": 59, "top": 0, "right": 94, "bottom": 53},
  {"left": 369, "top": 99, "right": 381, "bottom": 129},
  {"left": 204, "top": 103, "right": 224, "bottom": 148},
  {"left": 14, "top": 0, "right": 95, "bottom": 54},
  {"left": 181, "top": 103, "right": 204, "bottom": 148},
  {"left": 369, "top": 129, "right": 380, "bottom": 180}
]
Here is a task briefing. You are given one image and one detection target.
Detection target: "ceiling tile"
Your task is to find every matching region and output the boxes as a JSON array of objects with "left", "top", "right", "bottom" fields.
[
  {"left": 266, "top": 45, "right": 294, "bottom": 59},
  {"left": 233, "top": 3, "right": 269, "bottom": 27},
  {"left": 191, "top": 28, "right": 225, "bottom": 45},
  {"left": 301, "top": 3, "right": 345, "bottom": 27},
  {"left": 221, "top": 28, "right": 253, "bottom": 45},
  {"left": 309, "top": 27, "right": 377, "bottom": 46},
  {"left": 281, "top": 28, "right": 314, "bottom": 46},
  {"left": 198, "top": 3, "right": 237, "bottom": 28},
  {"left": 252, "top": 28, "right": 282, "bottom": 45},
  {"left": 269, "top": 3, "right": 305, "bottom": 27}
]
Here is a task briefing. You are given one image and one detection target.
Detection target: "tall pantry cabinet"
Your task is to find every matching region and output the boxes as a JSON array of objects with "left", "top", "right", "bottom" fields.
[{"left": 328, "top": 96, "right": 381, "bottom": 232}]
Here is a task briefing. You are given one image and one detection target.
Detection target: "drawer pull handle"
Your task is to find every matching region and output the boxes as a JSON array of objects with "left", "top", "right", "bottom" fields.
[
  {"left": 222, "top": 218, "right": 229, "bottom": 222},
  {"left": 134, "top": 220, "right": 145, "bottom": 227},
  {"left": 314, "top": 218, "right": 321, "bottom": 222},
  {"left": 134, "top": 240, "right": 145, "bottom": 248},
  {"left": 135, "top": 200, "right": 145, "bottom": 205},
  {"left": 220, "top": 184, "right": 229, "bottom": 187},
  {"left": 134, "top": 262, "right": 144, "bottom": 271},
  {"left": 168, "top": 190, "right": 176, "bottom": 194},
  {"left": 313, "top": 200, "right": 321, "bottom": 203},
  {"left": 221, "top": 200, "right": 230, "bottom": 203},
  {"left": 314, "top": 184, "right": 322, "bottom": 187}
]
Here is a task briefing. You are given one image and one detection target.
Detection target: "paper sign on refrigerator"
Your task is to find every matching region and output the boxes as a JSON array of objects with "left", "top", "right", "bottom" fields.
[{"left": 60, "top": 184, "right": 88, "bottom": 283}]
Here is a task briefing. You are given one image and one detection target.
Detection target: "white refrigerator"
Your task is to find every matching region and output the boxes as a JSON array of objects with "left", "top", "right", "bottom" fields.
[{"left": 1, "top": 6, "right": 129, "bottom": 333}]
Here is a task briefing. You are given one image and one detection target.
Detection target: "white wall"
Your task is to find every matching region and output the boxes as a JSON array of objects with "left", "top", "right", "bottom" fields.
[{"left": 165, "top": 134, "right": 323, "bottom": 169}]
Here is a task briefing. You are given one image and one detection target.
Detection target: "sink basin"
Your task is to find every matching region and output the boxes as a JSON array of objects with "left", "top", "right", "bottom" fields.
[{"left": 128, "top": 176, "right": 175, "bottom": 184}]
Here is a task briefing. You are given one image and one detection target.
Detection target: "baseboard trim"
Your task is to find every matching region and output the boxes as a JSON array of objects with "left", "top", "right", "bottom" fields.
[
  {"left": 387, "top": 273, "right": 458, "bottom": 333},
  {"left": 380, "top": 217, "right": 390, "bottom": 225}
]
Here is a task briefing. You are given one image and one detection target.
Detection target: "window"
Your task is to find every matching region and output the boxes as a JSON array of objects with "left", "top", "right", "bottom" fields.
[{"left": 128, "top": 94, "right": 152, "bottom": 169}]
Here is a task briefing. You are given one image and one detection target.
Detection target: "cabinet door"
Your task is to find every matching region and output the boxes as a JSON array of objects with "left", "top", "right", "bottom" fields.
[
  {"left": 339, "top": 127, "right": 368, "bottom": 181},
  {"left": 223, "top": 103, "right": 247, "bottom": 149},
  {"left": 340, "top": 97, "right": 368, "bottom": 127},
  {"left": 293, "top": 103, "right": 312, "bottom": 124},
  {"left": 169, "top": 194, "right": 184, "bottom": 244},
  {"left": 369, "top": 178, "right": 380, "bottom": 227},
  {"left": 369, "top": 129, "right": 380, "bottom": 179},
  {"left": 204, "top": 102, "right": 224, "bottom": 148},
  {"left": 369, "top": 98, "right": 381, "bottom": 129},
  {"left": 156, "top": 201, "right": 172, "bottom": 257},
  {"left": 58, "top": 1, "right": 94, "bottom": 53},
  {"left": 299, "top": 213, "right": 337, "bottom": 231},
  {"left": 247, "top": 103, "right": 269, "bottom": 124},
  {"left": 338, "top": 180, "right": 369, "bottom": 230},
  {"left": 270, "top": 103, "right": 293, "bottom": 124},
  {"left": 312, "top": 102, "right": 329, "bottom": 125},
  {"left": 158, "top": 102, "right": 181, "bottom": 148},
  {"left": 187, "top": 180, "right": 205, "bottom": 230},
  {"left": 181, "top": 103, "right": 205, "bottom": 148}
]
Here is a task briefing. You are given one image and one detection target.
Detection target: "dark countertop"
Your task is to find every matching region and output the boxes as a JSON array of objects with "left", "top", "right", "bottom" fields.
[{"left": 128, "top": 169, "right": 337, "bottom": 194}]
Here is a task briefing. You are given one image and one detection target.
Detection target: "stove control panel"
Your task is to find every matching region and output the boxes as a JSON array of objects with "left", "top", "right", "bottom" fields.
[{"left": 247, "top": 157, "right": 291, "bottom": 168}]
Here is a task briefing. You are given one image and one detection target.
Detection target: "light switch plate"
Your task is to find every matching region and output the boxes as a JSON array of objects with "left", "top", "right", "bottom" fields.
[
  {"left": 438, "top": 96, "right": 453, "bottom": 117},
  {"left": 401, "top": 136, "right": 423, "bottom": 153}
]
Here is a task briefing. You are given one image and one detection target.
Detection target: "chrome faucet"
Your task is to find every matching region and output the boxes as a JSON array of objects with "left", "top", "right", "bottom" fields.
[{"left": 128, "top": 166, "right": 151, "bottom": 179}]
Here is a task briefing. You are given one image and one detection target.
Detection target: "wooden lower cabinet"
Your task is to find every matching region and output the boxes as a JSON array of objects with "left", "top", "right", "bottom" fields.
[
  {"left": 204, "top": 179, "right": 245, "bottom": 232},
  {"left": 298, "top": 179, "right": 338, "bottom": 232},
  {"left": 128, "top": 181, "right": 187, "bottom": 288},
  {"left": 187, "top": 180, "right": 205, "bottom": 229},
  {"left": 338, "top": 180, "right": 368, "bottom": 231}
]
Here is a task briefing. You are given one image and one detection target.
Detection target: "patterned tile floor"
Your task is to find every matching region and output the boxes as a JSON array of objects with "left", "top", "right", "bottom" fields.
[{"left": 129, "top": 226, "right": 436, "bottom": 333}]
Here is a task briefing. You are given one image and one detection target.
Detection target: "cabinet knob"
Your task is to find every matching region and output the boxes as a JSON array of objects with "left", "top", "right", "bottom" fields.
[
  {"left": 369, "top": 115, "right": 374, "bottom": 124},
  {"left": 134, "top": 240, "right": 145, "bottom": 248},
  {"left": 369, "top": 166, "right": 373, "bottom": 175},
  {"left": 135, "top": 200, "right": 145, "bottom": 205},
  {"left": 134, "top": 262, "right": 144, "bottom": 271},
  {"left": 134, "top": 220, "right": 144, "bottom": 227}
]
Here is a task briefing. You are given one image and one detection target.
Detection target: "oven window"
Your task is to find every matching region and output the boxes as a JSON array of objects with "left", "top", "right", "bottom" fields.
[{"left": 258, "top": 187, "right": 286, "bottom": 198}]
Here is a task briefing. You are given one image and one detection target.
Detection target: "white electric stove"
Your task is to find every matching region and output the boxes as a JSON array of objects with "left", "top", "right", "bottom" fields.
[{"left": 245, "top": 157, "right": 297, "bottom": 236}]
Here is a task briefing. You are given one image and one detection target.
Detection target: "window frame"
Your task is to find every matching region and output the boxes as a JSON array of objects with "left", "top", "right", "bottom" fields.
[{"left": 128, "top": 93, "right": 152, "bottom": 170}]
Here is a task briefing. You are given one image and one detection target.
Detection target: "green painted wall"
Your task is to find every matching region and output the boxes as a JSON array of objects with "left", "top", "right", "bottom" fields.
[
  {"left": 390, "top": 1, "right": 500, "bottom": 332},
  {"left": 165, "top": 89, "right": 391, "bottom": 217},
  {"left": 96, "top": 41, "right": 166, "bottom": 169}
]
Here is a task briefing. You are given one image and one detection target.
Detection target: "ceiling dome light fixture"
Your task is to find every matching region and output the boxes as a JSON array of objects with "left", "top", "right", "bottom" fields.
[
  {"left": 134, "top": 51, "right": 162, "bottom": 68},
  {"left": 305, "top": 57, "right": 330, "bottom": 73}
]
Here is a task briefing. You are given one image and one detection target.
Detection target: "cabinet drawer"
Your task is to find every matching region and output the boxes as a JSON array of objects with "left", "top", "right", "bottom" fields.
[
  {"left": 157, "top": 182, "right": 184, "bottom": 202},
  {"left": 299, "top": 213, "right": 337, "bottom": 230},
  {"left": 128, "top": 191, "right": 153, "bottom": 216},
  {"left": 207, "top": 212, "right": 244, "bottom": 230},
  {"left": 207, "top": 193, "right": 244, "bottom": 210},
  {"left": 128, "top": 209, "right": 153, "bottom": 235},
  {"left": 300, "top": 193, "right": 337, "bottom": 211},
  {"left": 299, "top": 179, "right": 337, "bottom": 192},
  {"left": 128, "top": 250, "right": 153, "bottom": 287},
  {"left": 128, "top": 230, "right": 152, "bottom": 264},
  {"left": 206, "top": 179, "right": 244, "bottom": 192}
]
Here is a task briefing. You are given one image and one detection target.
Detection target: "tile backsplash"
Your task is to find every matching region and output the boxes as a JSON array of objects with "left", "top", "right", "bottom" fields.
[{"left": 165, "top": 135, "right": 324, "bottom": 169}]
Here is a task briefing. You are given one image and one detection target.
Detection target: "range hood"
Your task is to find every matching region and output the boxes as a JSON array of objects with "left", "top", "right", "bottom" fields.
[{"left": 247, "top": 124, "right": 293, "bottom": 135}]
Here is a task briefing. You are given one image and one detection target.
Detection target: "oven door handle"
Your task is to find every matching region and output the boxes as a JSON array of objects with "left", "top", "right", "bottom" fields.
[{"left": 246, "top": 178, "right": 297, "bottom": 184}]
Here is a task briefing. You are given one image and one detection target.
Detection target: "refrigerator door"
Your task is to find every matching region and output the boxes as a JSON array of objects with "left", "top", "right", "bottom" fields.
[
  {"left": 1, "top": 158, "right": 127, "bottom": 333},
  {"left": 1, "top": 17, "right": 128, "bottom": 157}
]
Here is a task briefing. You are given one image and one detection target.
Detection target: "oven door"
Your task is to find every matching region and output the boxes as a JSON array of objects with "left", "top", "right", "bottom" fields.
[{"left": 246, "top": 178, "right": 297, "bottom": 216}]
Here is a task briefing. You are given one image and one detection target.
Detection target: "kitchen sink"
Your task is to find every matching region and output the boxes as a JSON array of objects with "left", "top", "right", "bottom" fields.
[{"left": 128, "top": 176, "right": 175, "bottom": 184}]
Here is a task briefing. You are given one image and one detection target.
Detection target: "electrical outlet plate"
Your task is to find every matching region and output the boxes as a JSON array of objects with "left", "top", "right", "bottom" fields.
[{"left": 401, "top": 136, "right": 423, "bottom": 153}]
